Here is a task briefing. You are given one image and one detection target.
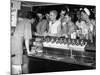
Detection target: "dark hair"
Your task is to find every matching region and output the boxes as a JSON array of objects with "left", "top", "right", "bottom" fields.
[
  {"left": 65, "top": 12, "right": 75, "bottom": 22},
  {"left": 80, "top": 10, "right": 86, "bottom": 14},
  {"left": 26, "top": 11, "right": 36, "bottom": 19},
  {"left": 66, "top": 13, "right": 74, "bottom": 19}
]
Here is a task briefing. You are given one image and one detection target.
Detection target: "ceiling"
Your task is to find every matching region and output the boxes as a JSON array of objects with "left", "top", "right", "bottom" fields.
[{"left": 21, "top": 1, "right": 62, "bottom": 7}]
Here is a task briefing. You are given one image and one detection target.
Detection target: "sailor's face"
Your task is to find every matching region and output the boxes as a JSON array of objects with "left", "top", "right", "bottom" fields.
[
  {"left": 31, "top": 18, "right": 35, "bottom": 23},
  {"left": 37, "top": 13, "right": 43, "bottom": 20},
  {"left": 39, "top": 16, "right": 43, "bottom": 20},
  {"left": 65, "top": 15, "right": 71, "bottom": 22},
  {"left": 49, "top": 12, "right": 56, "bottom": 21},
  {"left": 81, "top": 12, "right": 88, "bottom": 20},
  {"left": 60, "top": 10, "right": 66, "bottom": 16},
  {"left": 46, "top": 14, "right": 50, "bottom": 20}
]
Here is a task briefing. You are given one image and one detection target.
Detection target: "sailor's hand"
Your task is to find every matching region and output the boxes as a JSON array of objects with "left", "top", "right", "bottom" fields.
[
  {"left": 43, "top": 32, "right": 48, "bottom": 36},
  {"left": 27, "top": 51, "right": 36, "bottom": 55}
]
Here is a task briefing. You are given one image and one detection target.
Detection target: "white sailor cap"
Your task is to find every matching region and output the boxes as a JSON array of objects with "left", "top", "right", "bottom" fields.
[{"left": 84, "top": 8, "right": 90, "bottom": 16}]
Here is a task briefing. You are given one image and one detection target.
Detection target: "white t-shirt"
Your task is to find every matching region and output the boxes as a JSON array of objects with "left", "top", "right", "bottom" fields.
[{"left": 49, "top": 20, "right": 61, "bottom": 34}]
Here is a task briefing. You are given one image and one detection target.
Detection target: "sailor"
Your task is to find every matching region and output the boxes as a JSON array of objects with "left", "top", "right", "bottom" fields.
[
  {"left": 61, "top": 13, "right": 76, "bottom": 38},
  {"left": 11, "top": 12, "right": 35, "bottom": 74},
  {"left": 48, "top": 10, "right": 61, "bottom": 36},
  {"left": 36, "top": 13, "right": 49, "bottom": 35}
]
